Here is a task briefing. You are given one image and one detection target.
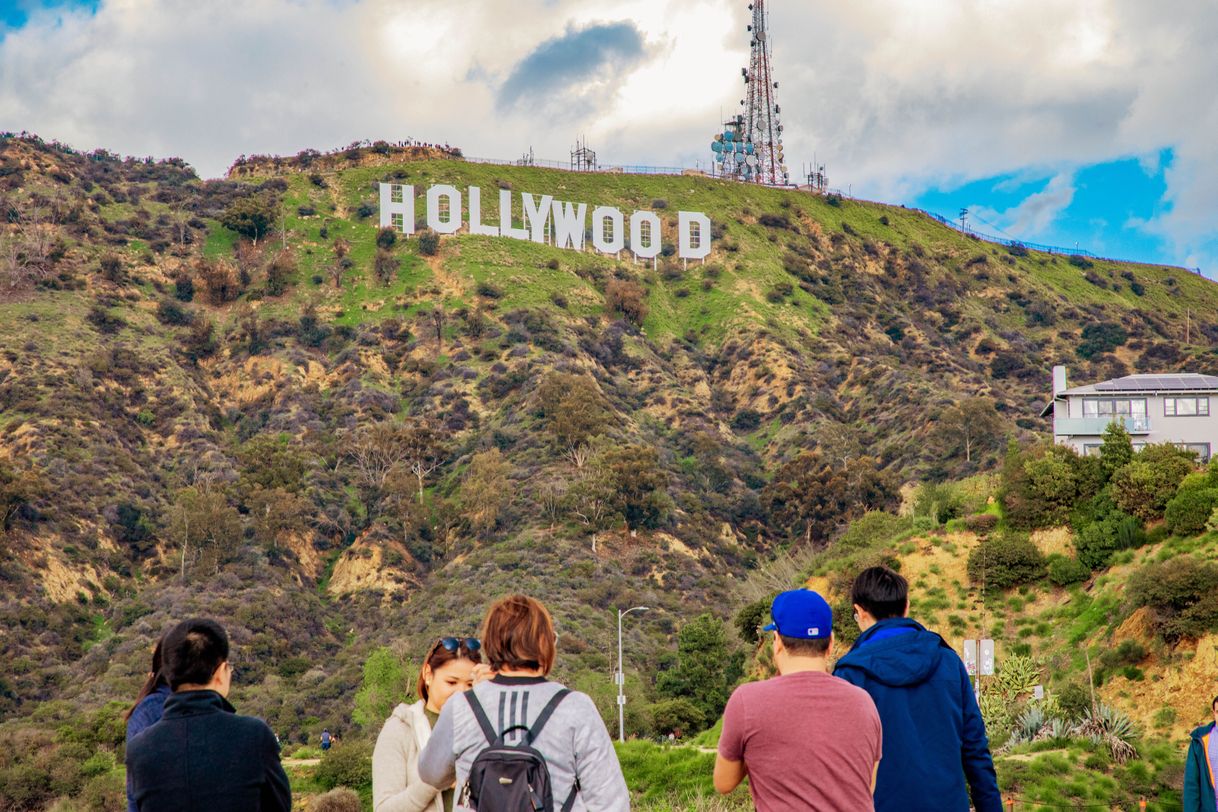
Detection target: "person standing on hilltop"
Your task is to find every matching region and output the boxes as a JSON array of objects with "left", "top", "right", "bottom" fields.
[
  {"left": 372, "top": 636, "right": 484, "bottom": 812},
  {"left": 1183, "top": 696, "right": 1218, "bottom": 811},
  {"left": 834, "top": 566, "right": 1002, "bottom": 812},
  {"left": 713, "top": 589, "right": 882, "bottom": 811}
]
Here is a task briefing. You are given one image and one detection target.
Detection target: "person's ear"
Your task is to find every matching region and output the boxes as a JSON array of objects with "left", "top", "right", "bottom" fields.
[
  {"left": 904, "top": 598, "right": 911, "bottom": 617},
  {"left": 771, "top": 634, "right": 784, "bottom": 657},
  {"left": 421, "top": 663, "right": 433, "bottom": 688},
  {"left": 827, "top": 633, "right": 835, "bottom": 658}
]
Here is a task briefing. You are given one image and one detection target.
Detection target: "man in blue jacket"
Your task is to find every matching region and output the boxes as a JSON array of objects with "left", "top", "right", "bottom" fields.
[
  {"left": 126, "top": 618, "right": 290, "bottom": 812},
  {"left": 834, "top": 566, "right": 1002, "bottom": 812}
]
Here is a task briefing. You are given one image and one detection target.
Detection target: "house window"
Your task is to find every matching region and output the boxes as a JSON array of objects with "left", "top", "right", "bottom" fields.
[
  {"left": 390, "top": 185, "right": 404, "bottom": 204},
  {"left": 1164, "top": 397, "right": 1210, "bottom": 417},
  {"left": 391, "top": 213, "right": 404, "bottom": 231},
  {"left": 1082, "top": 444, "right": 1102, "bottom": 457},
  {"left": 1082, "top": 398, "right": 1147, "bottom": 418},
  {"left": 1177, "top": 443, "right": 1212, "bottom": 462}
]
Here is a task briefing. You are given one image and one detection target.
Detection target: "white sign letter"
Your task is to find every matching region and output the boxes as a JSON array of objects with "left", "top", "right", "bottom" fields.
[
  {"left": 427, "top": 185, "right": 462, "bottom": 234},
  {"left": 468, "top": 186, "right": 499, "bottom": 237},
  {"left": 500, "top": 189, "right": 530, "bottom": 241},
  {"left": 630, "top": 210, "right": 662, "bottom": 259},
  {"left": 522, "top": 193, "right": 554, "bottom": 244},
  {"left": 379, "top": 183, "right": 415, "bottom": 235},
  {"left": 678, "top": 211, "right": 712, "bottom": 260},
  {"left": 591, "top": 206, "right": 625, "bottom": 255},
  {"left": 552, "top": 200, "right": 588, "bottom": 250}
]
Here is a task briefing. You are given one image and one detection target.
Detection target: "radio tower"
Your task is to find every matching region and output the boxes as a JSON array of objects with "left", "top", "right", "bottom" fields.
[{"left": 711, "top": 1, "right": 788, "bottom": 185}]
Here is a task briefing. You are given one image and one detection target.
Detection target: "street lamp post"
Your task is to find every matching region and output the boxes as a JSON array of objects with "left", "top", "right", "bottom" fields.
[{"left": 616, "top": 606, "right": 650, "bottom": 743}]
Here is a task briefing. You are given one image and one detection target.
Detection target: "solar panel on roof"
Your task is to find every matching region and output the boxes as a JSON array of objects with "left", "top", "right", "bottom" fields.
[{"left": 1092, "top": 374, "right": 1218, "bottom": 391}]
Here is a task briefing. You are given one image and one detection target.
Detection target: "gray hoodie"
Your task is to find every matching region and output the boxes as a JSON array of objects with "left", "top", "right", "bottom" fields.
[{"left": 417, "top": 676, "right": 630, "bottom": 811}]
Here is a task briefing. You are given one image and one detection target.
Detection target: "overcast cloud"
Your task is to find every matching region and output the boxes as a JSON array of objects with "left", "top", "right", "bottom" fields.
[{"left": 0, "top": 0, "right": 1215, "bottom": 269}]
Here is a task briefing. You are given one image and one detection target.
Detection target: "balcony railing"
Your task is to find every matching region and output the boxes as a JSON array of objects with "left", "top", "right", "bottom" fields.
[{"left": 1054, "top": 416, "right": 1152, "bottom": 436}]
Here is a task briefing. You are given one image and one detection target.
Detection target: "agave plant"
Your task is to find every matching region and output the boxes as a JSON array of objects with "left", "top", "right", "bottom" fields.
[{"left": 1073, "top": 703, "right": 1138, "bottom": 764}]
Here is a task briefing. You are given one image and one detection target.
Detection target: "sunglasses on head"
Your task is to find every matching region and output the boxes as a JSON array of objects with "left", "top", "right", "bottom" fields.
[{"left": 436, "top": 637, "right": 481, "bottom": 653}]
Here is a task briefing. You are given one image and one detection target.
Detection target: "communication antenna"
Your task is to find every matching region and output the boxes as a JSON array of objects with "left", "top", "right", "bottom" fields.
[
  {"left": 571, "top": 137, "right": 597, "bottom": 172},
  {"left": 959, "top": 207, "right": 969, "bottom": 232},
  {"left": 709, "top": 1, "right": 789, "bottom": 186},
  {"left": 517, "top": 146, "right": 535, "bottom": 167}
]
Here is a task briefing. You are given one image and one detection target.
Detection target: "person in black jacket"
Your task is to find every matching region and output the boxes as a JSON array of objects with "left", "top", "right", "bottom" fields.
[
  {"left": 125, "top": 618, "right": 291, "bottom": 812},
  {"left": 833, "top": 566, "right": 1001, "bottom": 812}
]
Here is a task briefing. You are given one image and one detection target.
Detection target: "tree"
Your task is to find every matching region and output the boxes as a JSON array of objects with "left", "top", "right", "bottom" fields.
[
  {"left": 656, "top": 614, "right": 741, "bottom": 730},
  {"left": 247, "top": 486, "right": 311, "bottom": 551},
  {"left": 934, "top": 397, "right": 1005, "bottom": 464},
  {"left": 220, "top": 192, "right": 277, "bottom": 244},
  {"left": 165, "top": 481, "right": 243, "bottom": 579},
  {"left": 591, "top": 444, "right": 671, "bottom": 531},
  {"left": 461, "top": 448, "right": 512, "bottom": 534},
  {"left": 352, "top": 646, "right": 410, "bottom": 731},
  {"left": 329, "top": 237, "right": 351, "bottom": 289},
  {"left": 373, "top": 249, "right": 399, "bottom": 285},
  {"left": 238, "top": 434, "right": 311, "bottom": 493},
  {"left": 265, "top": 251, "right": 296, "bottom": 297},
  {"left": 604, "top": 279, "right": 648, "bottom": 325},
  {"left": 1098, "top": 422, "right": 1134, "bottom": 481},
  {"left": 967, "top": 532, "right": 1046, "bottom": 590},
  {"left": 535, "top": 373, "right": 609, "bottom": 455},
  {"left": 194, "top": 258, "right": 240, "bottom": 305},
  {"left": 1111, "top": 444, "right": 1195, "bottom": 521},
  {"left": 763, "top": 451, "right": 897, "bottom": 547},
  {"left": 344, "top": 421, "right": 445, "bottom": 518}
]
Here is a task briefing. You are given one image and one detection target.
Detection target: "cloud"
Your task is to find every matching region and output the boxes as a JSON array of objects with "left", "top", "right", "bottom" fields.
[
  {"left": 498, "top": 21, "right": 647, "bottom": 116},
  {"left": 0, "top": 0, "right": 1216, "bottom": 270},
  {"left": 1004, "top": 173, "right": 1077, "bottom": 237}
]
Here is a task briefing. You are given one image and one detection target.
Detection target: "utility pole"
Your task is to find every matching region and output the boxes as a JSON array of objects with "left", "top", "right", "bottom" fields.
[{"left": 616, "top": 606, "right": 650, "bottom": 742}]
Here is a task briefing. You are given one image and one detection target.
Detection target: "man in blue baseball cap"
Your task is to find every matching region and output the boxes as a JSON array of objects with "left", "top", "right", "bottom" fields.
[{"left": 714, "top": 589, "right": 882, "bottom": 811}]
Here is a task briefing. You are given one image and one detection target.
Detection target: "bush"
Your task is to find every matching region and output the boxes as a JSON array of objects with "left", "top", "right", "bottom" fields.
[
  {"left": 1077, "top": 321, "right": 1129, "bottom": 359},
  {"left": 1165, "top": 487, "right": 1218, "bottom": 536},
  {"left": 311, "top": 787, "right": 361, "bottom": 812},
  {"left": 417, "top": 229, "right": 440, "bottom": 256},
  {"left": 1075, "top": 513, "right": 1144, "bottom": 569},
  {"left": 1046, "top": 553, "right": 1090, "bottom": 586},
  {"left": 1129, "top": 556, "right": 1218, "bottom": 642},
  {"left": 375, "top": 227, "right": 397, "bottom": 249},
  {"left": 963, "top": 513, "right": 999, "bottom": 535},
  {"left": 731, "top": 410, "right": 762, "bottom": 432},
  {"left": 172, "top": 273, "right": 195, "bottom": 302},
  {"left": 913, "top": 482, "right": 964, "bottom": 525},
  {"left": 155, "top": 298, "right": 193, "bottom": 326},
  {"left": 1112, "top": 445, "right": 1196, "bottom": 521},
  {"left": 314, "top": 740, "right": 373, "bottom": 792},
  {"left": 604, "top": 279, "right": 649, "bottom": 326},
  {"left": 967, "top": 532, "right": 1045, "bottom": 590}
]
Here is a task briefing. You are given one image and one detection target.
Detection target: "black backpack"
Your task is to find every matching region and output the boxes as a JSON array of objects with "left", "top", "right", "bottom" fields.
[{"left": 459, "top": 688, "right": 579, "bottom": 812}]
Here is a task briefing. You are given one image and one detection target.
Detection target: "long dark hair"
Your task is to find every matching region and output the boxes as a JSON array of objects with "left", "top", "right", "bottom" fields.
[{"left": 124, "top": 637, "right": 167, "bottom": 722}]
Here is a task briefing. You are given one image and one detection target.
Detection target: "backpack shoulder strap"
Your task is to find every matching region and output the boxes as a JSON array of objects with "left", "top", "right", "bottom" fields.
[
  {"left": 559, "top": 778, "right": 580, "bottom": 812},
  {"left": 464, "top": 689, "right": 499, "bottom": 745},
  {"left": 526, "top": 688, "right": 571, "bottom": 744}
]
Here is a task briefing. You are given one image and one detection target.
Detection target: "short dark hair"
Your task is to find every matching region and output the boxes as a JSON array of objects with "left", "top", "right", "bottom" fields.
[
  {"left": 162, "top": 618, "right": 229, "bottom": 690},
  {"left": 1212, "top": 695, "right": 1218, "bottom": 711},
  {"left": 851, "top": 566, "right": 909, "bottom": 621},
  {"left": 779, "top": 634, "right": 831, "bottom": 656}
]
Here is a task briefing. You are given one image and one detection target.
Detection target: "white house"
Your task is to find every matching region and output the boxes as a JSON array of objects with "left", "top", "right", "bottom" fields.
[{"left": 1042, "top": 366, "right": 1218, "bottom": 461}]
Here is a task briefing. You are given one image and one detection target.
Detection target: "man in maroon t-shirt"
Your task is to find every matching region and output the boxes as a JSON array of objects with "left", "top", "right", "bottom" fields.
[{"left": 714, "top": 589, "right": 882, "bottom": 812}]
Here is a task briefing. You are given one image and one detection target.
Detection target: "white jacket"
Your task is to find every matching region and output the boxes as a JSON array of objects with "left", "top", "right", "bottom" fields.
[{"left": 372, "top": 701, "right": 445, "bottom": 812}]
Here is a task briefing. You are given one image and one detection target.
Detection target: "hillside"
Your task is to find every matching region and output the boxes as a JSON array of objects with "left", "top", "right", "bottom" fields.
[{"left": 3, "top": 132, "right": 1218, "bottom": 809}]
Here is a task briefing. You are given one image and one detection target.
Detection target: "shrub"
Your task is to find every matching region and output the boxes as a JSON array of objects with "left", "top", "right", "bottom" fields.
[
  {"left": 1112, "top": 444, "right": 1196, "bottom": 521},
  {"left": 375, "top": 227, "right": 397, "bottom": 249},
  {"left": 967, "top": 532, "right": 1045, "bottom": 590},
  {"left": 417, "top": 229, "right": 440, "bottom": 256},
  {"left": 1046, "top": 553, "right": 1090, "bottom": 586},
  {"left": 220, "top": 192, "right": 277, "bottom": 243},
  {"left": 1165, "top": 487, "right": 1218, "bottom": 536},
  {"left": 355, "top": 202, "right": 376, "bottom": 219},
  {"left": 475, "top": 281, "right": 503, "bottom": 299},
  {"left": 604, "top": 279, "right": 649, "bottom": 326},
  {"left": 963, "top": 513, "right": 999, "bottom": 535},
  {"left": 98, "top": 253, "right": 125, "bottom": 283},
  {"left": 155, "top": 298, "right": 193, "bottom": 326},
  {"left": 265, "top": 252, "right": 296, "bottom": 297},
  {"left": 1077, "top": 321, "right": 1129, "bottom": 359},
  {"left": 297, "top": 205, "right": 316, "bottom": 217},
  {"left": 731, "top": 410, "right": 762, "bottom": 432},
  {"left": 1007, "top": 242, "right": 1029, "bottom": 257},
  {"left": 913, "top": 482, "right": 964, "bottom": 525},
  {"left": 172, "top": 273, "right": 195, "bottom": 302},
  {"left": 311, "top": 788, "right": 361, "bottom": 812},
  {"left": 314, "top": 740, "right": 373, "bottom": 792},
  {"left": 1075, "top": 513, "right": 1144, "bottom": 569},
  {"left": 1129, "top": 556, "right": 1218, "bottom": 642}
]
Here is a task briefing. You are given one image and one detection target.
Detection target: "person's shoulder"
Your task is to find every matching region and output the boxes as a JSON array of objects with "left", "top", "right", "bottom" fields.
[{"left": 228, "top": 711, "right": 277, "bottom": 740}]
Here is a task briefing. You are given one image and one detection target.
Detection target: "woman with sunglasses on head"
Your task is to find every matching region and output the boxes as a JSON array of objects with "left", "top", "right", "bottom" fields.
[
  {"left": 418, "top": 594, "right": 630, "bottom": 812},
  {"left": 373, "top": 636, "right": 484, "bottom": 812}
]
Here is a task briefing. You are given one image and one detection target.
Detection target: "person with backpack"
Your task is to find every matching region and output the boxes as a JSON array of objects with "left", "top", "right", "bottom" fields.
[
  {"left": 321, "top": 729, "right": 332, "bottom": 751},
  {"left": 833, "top": 566, "right": 1002, "bottom": 812},
  {"left": 125, "top": 635, "right": 171, "bottom": 812},
  {"left": 418, "top": 594, "right": 630, "bottom": 811},
  {"left": 373, "top": 636, "right": 484, "bottom": 812}
]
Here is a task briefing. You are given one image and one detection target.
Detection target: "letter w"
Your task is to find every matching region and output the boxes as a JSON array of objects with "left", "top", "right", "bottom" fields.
[{"left": 551, "top": 201, "right": 588, "bottom": 250}]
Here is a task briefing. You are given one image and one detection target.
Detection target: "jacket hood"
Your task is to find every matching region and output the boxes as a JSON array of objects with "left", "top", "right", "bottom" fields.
[
  {"left": 162, "top": 689, "right": 236, "bottom": 718},
  {"left": 835, "top": 618, "right": 950, "bottom": 687},
  {"left": 1191, "top": 722, "right": 1216, "bottom": 741}
]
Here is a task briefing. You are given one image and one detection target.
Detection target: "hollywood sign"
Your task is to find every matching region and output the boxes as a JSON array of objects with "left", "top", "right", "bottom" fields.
[{"left": 378, "top": 183, "right": 712, "bottom": 261}]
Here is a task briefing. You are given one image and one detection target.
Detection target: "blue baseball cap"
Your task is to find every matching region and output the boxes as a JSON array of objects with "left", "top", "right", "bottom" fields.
[{"left": 762, "top": 589, "right": 833, "bottom": 639}]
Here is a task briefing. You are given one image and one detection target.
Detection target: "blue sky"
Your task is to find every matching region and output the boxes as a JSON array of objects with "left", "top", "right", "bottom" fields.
[{"left": 2, "top": 0, "right": 1216, "bottom": 274}]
